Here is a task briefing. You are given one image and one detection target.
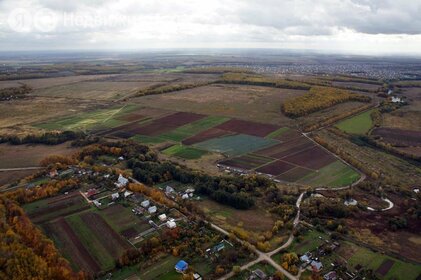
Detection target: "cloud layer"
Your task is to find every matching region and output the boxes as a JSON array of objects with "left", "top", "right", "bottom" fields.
[{"left": 0, "top": 0, "right": 420, "bottom": 54}]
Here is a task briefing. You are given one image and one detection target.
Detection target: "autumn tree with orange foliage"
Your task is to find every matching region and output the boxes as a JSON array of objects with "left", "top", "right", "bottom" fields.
[{"left": 0, "top": 197, "right": 87, "bottom": 280}]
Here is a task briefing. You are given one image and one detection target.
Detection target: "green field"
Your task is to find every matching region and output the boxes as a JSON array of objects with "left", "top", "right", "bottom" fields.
[
  {"left": 159, "top": 116, "right": 230, "bottom": 141},
  {"left": 66, "top": 213, "right": 115, "bottom": 270},
  {"left": 344, "top": 242, "right": 421, "bottom": 280},
  {"left": 138, "top": 255, "right": 180, "bottom": 280},
  {"left": 266, "top": 127, "right": 290, "bottom": 139},
  {"left": 193, "top": 134, "right": 279, "bottom": 157},
  {"left": 98, "top": 204, "right": 151, "bottom": 234},
  {"left": 335, "top": 109, "right": 374, "bottom": 134},
  {"left": 162, "top": 144, "right": 209, "bottom": 159},
  {"left": 36, "top": 104, "right": 139, "bottom": 131},
  {"left": 130, "top": 134, "right": 167, "bottom": 144},
  {"left": 298, "top": 160, "right": 360, "bottom": 188}
]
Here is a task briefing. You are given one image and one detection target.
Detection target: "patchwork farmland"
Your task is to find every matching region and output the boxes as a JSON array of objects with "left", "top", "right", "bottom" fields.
[
  {"left": 23, "top": 191, "right": 155, "bottom": 275},
  {"left": 36, "top": 105, "right": 360, "bottom": 187}
]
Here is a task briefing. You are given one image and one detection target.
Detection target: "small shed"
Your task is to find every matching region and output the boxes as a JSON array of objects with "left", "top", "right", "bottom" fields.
[{"left": 111, "top": 193, "right": 120, "bottom": 200}]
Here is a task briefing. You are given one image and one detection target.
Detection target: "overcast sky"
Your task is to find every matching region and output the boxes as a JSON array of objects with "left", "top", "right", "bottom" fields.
[{"left": 0, "top": 0, "right": 420, "bottom": 55}]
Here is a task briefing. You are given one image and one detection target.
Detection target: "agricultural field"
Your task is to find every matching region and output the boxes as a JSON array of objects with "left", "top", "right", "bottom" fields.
[
  {"left": 335, "top": 109, "right": 374, "bottom": 134},
  {"left": 162, "top": 144, "right": 208, "bottom": 159},
  {"left": 0, "top": 96, "right": 95, "bottom": 133},
  {"left": 35, "top": 104, "right": 142, "bottom": 131},
  {"left": 158, "top": 116, "right": 229, "bottom": 141},
  {"left": 0, "top": 142, "right": 79, "bottom": 169},
  {"left": 132, "top": 84, "right": 307, "bottom": 125},
  {"left": 23, "top": 192, "right": 143, "bottom": 275},
  {"left": 338, "top": 241, "right": 421, "bottom": 280},
  {"left": 314, "top": 129, "right": 421, "bottom": 187},
  {"left": 32, "top": 80, "right": 157, "bottom": 100},
  {"left": 371, "top": 127, "right": 421, "bottom": 147},
  {"left": 0, "top": 74, "right": 117, "bottom": 90},
  {"left": 218, "top": 131, "right": 359, "bottom": 187},
  {"left": 193, "top": 134, "right": 278, "bottom": 157}
]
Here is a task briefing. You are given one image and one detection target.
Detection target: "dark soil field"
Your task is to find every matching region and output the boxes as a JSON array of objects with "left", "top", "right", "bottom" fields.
[
  {"left": 120, "top": 227, "right": 139, "bottom": 239},
  {"left": 375, "top": 259, "right": 395, "bottom": 276},
  {"left": 116, "top": 113, "right": 146, "bottom": 122},
  {"left": 219, "top": 154, "right": 273, "bottom": 170},
  {"left": 215, "top": 119, "right": 279, "bottom": 137},
  {"left": 254, "top": 136, "right": 314, "bottom": 158},
  {"left": 282, "top": 145, "right": 336, "bottom": 169},
  {"left": 276, "top": 167, "right": 313, "bottom": 182},
  {"left": 255, "top": 160, "right": 295, "bottom": 176},
  {"left": 0, "top": 169, "right": 36, "bottom": 186},
  {"left": 132, "top": 111, "right": 205, "bottom": 136},
  {"left": 27, "top": 192, "right": 89, "bottom": 224},
  {"left": 182, "top": 128, "right": 233, "bottom": 145},
  {"left": 372, "top": 127, "right": 421, "bottom": 146},
  {"left": 44, "top": 218, "right": 101, "bottom": 274}
]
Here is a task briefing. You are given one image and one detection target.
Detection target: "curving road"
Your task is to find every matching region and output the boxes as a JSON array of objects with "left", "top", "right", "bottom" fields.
[{"left": 216, "top": 173, "right": 367, "bottom": 280}]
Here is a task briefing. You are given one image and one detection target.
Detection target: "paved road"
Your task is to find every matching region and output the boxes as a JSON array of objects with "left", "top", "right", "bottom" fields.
[{"left": 211, "top": 223, "right": 298, "bottom": 280}]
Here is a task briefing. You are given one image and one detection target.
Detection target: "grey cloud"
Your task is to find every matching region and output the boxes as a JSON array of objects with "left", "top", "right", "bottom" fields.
[{"left": 237, "top": 0, "right": 421, "bottom": 35}]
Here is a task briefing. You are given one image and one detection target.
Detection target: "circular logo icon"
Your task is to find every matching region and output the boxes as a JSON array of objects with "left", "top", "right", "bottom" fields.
[
  {"left": 8, "top": 8, "right": 33, "bottom": 33},
  {"left": 33, "top": 8, "right": 58, "bottom": 32}
]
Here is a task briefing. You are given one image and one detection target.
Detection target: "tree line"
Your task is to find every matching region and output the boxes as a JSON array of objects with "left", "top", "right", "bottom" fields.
[
  {"left": 128, "top": 159, "right": 271, "bottom": 209},
  {"left": 282, "top": 86, "right": 371, "bottom": 118},
  {"left": 220, "top": 72, "right": 312, "bottom": 90},
  {"left": 0, "top": 131, "right": 84, "bottom": 145},
  {"left": 0, "top": 84, "right": 32, "bottom": 101},
  {"left": 0, "top": 178, "right": 86, "bottom": 280}
]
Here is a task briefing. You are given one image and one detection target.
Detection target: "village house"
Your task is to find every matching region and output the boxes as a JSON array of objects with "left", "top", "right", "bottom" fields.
[
  {"left": 86, "top": 188, "right": 98, "bottom": 198},
  {"left": 158, "top": 214, "right": 167, "bottom": 221},
  {"left": 175, "top": 260, "right": 188, "bottom": 273},
  {"left": 148, "top": 205, "right": 157, "bottom": 214},
  {"left": 311, "top": 260, "right": 323, "bottom": 272},
  {"left": 344, "top": 198, "right": 358, "bottom": 206},
  {"left": 166, "top": 219, "right": 177, "bottom": 229},
  {"left": 49, "top": 169, "right": 58, "bottom": 178},
  {"left": 248, "top": 269, "right": 267, "bottom": 280},
  {"left": 115, "top": 174, "right": 129, "bottom": 188},
  {"left": 141, "top": 200, "right": 150, "bottom": 208}
]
